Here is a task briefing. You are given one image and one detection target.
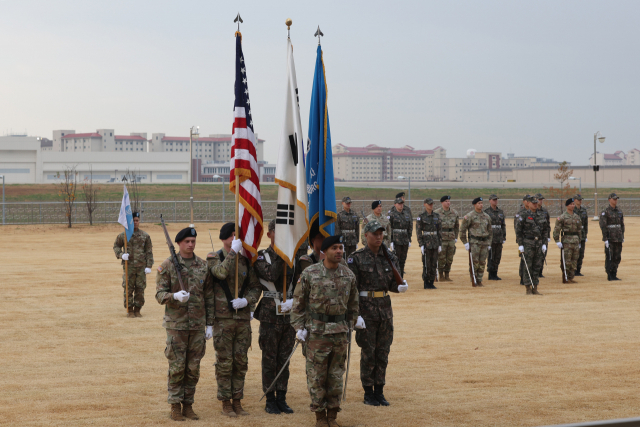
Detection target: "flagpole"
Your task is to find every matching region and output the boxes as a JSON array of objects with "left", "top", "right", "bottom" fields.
[
  {"left": 235, "top": 175, "right": 240, "bottom": 303},
  {"left": 282, "top": 270, "right": 286, "bottom": 303},
  {"left": 123, "top": 227, "right": 128, "bottom": 312}
]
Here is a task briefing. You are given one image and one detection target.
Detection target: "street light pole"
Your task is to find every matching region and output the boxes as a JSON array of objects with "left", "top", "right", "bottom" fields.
[
  {"left": 593, "top": 131, "right": 606, "bottom": 220},
  {"left": 1, "top": 175, "right": 5, "bottom": 225},
  {"left": 189, "top": 126, "right": 199, "bottom": 227}
]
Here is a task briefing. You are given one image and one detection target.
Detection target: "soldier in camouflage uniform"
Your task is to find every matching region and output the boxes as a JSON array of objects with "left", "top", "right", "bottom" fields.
[
  {"left": 388, "top": 197, "right": 413, "bottom": 277},
  {"left": 574, "top": 194, "right": 589, "bottom": 276},
  {"left": 515, "top": 197, "right": 549, "bottom": 295},
  {"left": 348, "top": 220, "right": 409, "bottom": 408},
  {"left": 155, "top": 227, "right": 214, "bottom": 421},
  {"left": 459, "top": 197, "right": 492, "bottom": 287},
  {"left": 599, "top": 193, "right": 625, "bottom": 281},
  {"left": 514, "top": 195, "right": 531, "bottom": 285},
  {"left": 206, "top": 222, "right": 262, "bottom": 417},
  {"left": 291, "top": 235, "right": 359, "bottom": 427},
  {"left": 113, "top": 212, "right": 154, "bottom": 317},
  {"left": 335, "top": 196, "right": 360, "bottom": 257},
  {"left": 253, "top": 220, "right": 296, "bottom": 415},
  {"left": 294, "top": 222, "right": 324, "bottom": 285},
  {"left": 416, "top": 198, "right": 442, "bottom": 289},
  {"left": 553, "top": 199, "right": 583, "bottom": 283},
  {"left": 485, "top": 195, "right": 506, "bottom": 281},
  {"left": 535, "top": 194, "right": 551, "bottom": 278},
  {"left": 388, "top": 191, "right": 413, "bottom": 222},
  {"left": 361, "top": 200, "right": 391, "bottom": 248},
  {"left": 434, "top": 195, "right": 460, "bottom": 281}
]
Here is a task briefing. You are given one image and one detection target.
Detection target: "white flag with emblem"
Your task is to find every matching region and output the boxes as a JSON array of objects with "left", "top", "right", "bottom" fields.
[{"left": 273, "top": 37, "right": 309, "bottom": 267}]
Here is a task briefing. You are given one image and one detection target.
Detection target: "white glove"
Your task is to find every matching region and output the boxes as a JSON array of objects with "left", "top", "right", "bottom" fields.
[
  {"left": 579, "top": 244, "right": 581, "bottom": 249},
  {"left": 409, "top": 242, "right": 411, "bottom": 248},
  {"left": 542, "top": 245, "right": 547, "bottom": 253},
  {"left": 503, "top": 240, "right": 506, "bottom": 244},
  {"left": 623, "top": 239, "right": 625, "bottom": 243},
  {"left": 231, "top": 238, "right": 243, "bottom": 253},
  {"left": 556, "top": 242, "right": 563, "bottom": 249},
  {"left": 455, "top": 239, "right": 458, "bottom": 243},
  {"left": 144, "top": 268, "right": 151, "bottom": 274},
  {"left": 420, "top": 246, "right": 425, "bottom": 255},
  {"left": 250, "top": 312, "right": 254, "bottom": 320},
  {"left": 296, "top": 329, "right": 308, "bottom": 342},
  {"left": 205, "top": 326, "right": 213, "bottom": 340},
  {"left": 518, "top": 246, "right": 524, "bottom": 253},
  {"left": 398, "top": 279, "right": 408, "bottom": 293},
  {"left": 464, "top": 243, "right": 470, "bottom": 251},
  {"left": 280, "top": 299, "right": 294, "bottom": 312},
  {"left": 548, "top": 238, "right": 551, "bottom": 243},
  {"left": 173, "top": 290, "right": 190, "bottom": 303},
  {"left": 438, "top": 246, "right": 442, "bottom": 253},
  {"left": 585, "top": 239, "right": 588, "bottom": 242},
  {"left": 355, "top": 316, "right": 366, "bottom": 329},
  {"left": 390, "top": 242, "right": 395, "bottom": 251},
  {"left": 231, "top": 298, "right": 248, "bottom": 309},
  {"left": 121, "top": 253, "right": 129, "bottom": 261},
  {"left": 605, "top": 240, "right": 609, "bottom": 248}
]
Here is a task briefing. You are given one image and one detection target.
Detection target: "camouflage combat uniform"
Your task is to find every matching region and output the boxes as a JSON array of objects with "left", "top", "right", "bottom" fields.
[
  {"left": 361, "top": 213, "right": 391, "bottom": 248},
  {"left": 416, "top": 210, "right": 442, "bottom": 286},
  {"left": 434, "top": 207, "right": 459, "bottom": 275},
  {"left": 155, "top": 253, "right": 214, "bottom": 405},
  {"left": 515, "top": 209, "right": 549, "bottom": 288},
  {"left": 459, "top": 209, "right": 492, "bottom": 283},
  {"left": 293, "top": 251, "right": 320, "bottom": 285},
  {"left": 253, "top": 246, "right": 296, "bottom": 394},
  {"left": 576, "top": 205, "right": 589, "bottom": 274},
  {"left": 207, "top": 248, "right": 262, "bottom": 401},
  {"left": 484, "top": 206, "right": 506, "bottom": 277},
  {"left": 113, "top": 229, "right": 153, "bottom": 309},
  {"left": 291, "top": 262, "right": 359, "bottom": 413},
  {"left": 599, "top": 205, "right": 625, "bottom": 278},
  {"left": 388, "top": 206, "right": 413, "bottom": 277},
  {"left": 335, "top": 209, "right": 360, "bottom": 257},
  {"left": 347, "top": 246, "right": 401, "bottom": 388},
  {"left": 514, "top": 203, "right": 528, "bottom": 284},
  {"left": 537, "top": 204, "right": 551, "bottom": 276},
  {"left": 553, "top": 211, "right": 583, "bottom": 280}
]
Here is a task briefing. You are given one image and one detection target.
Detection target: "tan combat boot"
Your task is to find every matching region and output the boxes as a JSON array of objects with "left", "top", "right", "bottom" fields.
[
  {"left": 476, "top": 281, "right": 484, "bottom": 287},
  {"left": 221, "top": 400, "right": 237, "bottom": 417},
  {"left": 232, "top": 399, "right": 249, "bottom": 416},
  {"left": 134, "top": 307, "right": 142, "bottom": 318},
  {"left": 532, "top": 286, "right": 542, "bottom": 295},
  {"left": 127, "top": 308, "right": 135, "bottom": 318},
  {"left": 170, "top": 403, "right": 184, "bottom": 421},
  {"left": 182, "top": 404, "right": 199, "bottom": 420},
  {"left": 327, "top": 408, "right": 340, "bottom": 427},
  {"left": 525, "top": 285, "right": 532, "bottom": 295},
  {"left": 316, "top": 409, "right": 329, "bottom": 427},
  {"left": 444, "top": 271, "right": 452, "bottom": 282}
]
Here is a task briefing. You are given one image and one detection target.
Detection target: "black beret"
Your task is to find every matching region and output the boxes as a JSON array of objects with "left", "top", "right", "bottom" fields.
[
  {"left": 175, "top": 227, "right": 197, "bottom": 243},
  {"left": 395, "top": 192, "right": 405, "bottom": 198},
  {"left": 371, "top": 200, "right": 382, "bottom": 209},
  {"left": 472, "top": 197, "right": 483, "bottom": 205},
  {"left": 321, "top": 235, "right": 343, "bottom": 252},
  {"left": 219, "top": 222, "right": 235, "bottom": 240},
  {"left": 440, "top": 195, "right": 450, "bottom": 203},
  {"left": 309, "top": 221, "right": 320, "bottom": 241},
  {"left": 132, "top": 212, "right": 140, "bottom": 218},
  {"left": 565, "top": 198, "right": 574, "bottom": 206}
]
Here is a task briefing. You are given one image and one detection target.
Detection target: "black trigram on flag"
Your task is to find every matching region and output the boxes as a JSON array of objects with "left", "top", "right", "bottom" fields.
[{"left": 276, "top": 204, "right": 295, "bottom": 225}]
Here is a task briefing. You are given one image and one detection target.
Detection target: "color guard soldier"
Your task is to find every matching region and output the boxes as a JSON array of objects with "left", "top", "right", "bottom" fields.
[
  {"left": 599, "top": 193, "right": 625, "bottom": 281},
  {"left": 484, "top": 195, "right": 506, "bottom": 280},
  {"left": 574, "top": 194, "right": 589, "bottom": 276},
  {"left": 335, "top": 196, "right": 360, "bottom": 257},
  {"left": 416, "top": 198, "right": 442, "bottom": 289}
]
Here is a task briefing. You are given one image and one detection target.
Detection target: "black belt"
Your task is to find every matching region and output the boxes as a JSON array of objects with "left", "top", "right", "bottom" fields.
[
  {"left": 309, "top": 313, "right": 346, "bottom": 323},
  {"left": 563, "top": 232, "right": 580, "bottom": 236},
  {"left": 524, "top": 235, "right": 541, "bottom": 240},
  {"left": 442, "top": 228, "right": 454, "bottom": 232},
  {"left": 470, "top": 236, "right": 490, "bottom": 241}
]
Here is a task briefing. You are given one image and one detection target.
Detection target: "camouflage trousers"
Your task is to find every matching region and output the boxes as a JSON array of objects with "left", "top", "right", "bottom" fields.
[
  {"left": 487, "top": 242, "right": 503, "bottom": 273},
  {"left": 605, "top": 243, "right": 622, "bottom": 275},
  {"left": 212, "top": 319, "right": 252, "bottom": 401},
  {"left": 469, "top": 243, "right": 489, "bottom": 282},
  {"left": 438, "top": 240, "right": 457, "bottom": 273},
  {"left": 560, "top": 242, "right": 580, "bottom": 280},
  {"left": 344, "top": 245, "right": 357, "bottom": 258},
  {"left": 122, "top": 266, "right": 146, "bottom": 309},
  {"left": 393, "top": 244, "right": 409, "bottom": 277},
  {"left": 258, "top": 322, "right": 296, "bottom": 392},
  {"left": 521, "top": 242, "right": 543, "bottom": 287},
  {"left": 422, "top": 248, "right": 438, "bottom": 284},
  {"left": 165, "top": 329, "right": 206, "bottom": 404},
  {"left": 355, "top": 317, "right": 393, "bottom": 387},
  {"left": 577, "top": 240, "right": 586, "bottom": 271},
  {"left": 305, "top": 332, "right": 348, "bottom": 412}
]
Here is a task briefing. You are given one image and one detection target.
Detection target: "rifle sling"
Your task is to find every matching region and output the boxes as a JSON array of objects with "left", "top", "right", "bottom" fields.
[{"left": 215, "top": 249, "right": 250, "bottom": 312}]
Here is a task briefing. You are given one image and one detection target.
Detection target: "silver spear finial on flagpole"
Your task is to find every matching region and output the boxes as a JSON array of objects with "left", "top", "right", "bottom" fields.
[
  {"left": 234, "top": 13, "right": 243, "bottom": 31},
  {"left": 286, "top": 18, "right": 292, "bottom": 38},
  {"left": 314, "top": 26, "right": 324, "bottom": 45}
]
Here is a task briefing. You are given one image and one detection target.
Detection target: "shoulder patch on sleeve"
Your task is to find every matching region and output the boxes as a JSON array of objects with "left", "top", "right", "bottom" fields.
[
  {"left": 386, "top": 216, "right": 390, "bottom": 219},
  {"left": 464, "top": 215, "right": 468, "bottom": 220},
  {"left": 601, "top": 212, "right": 605, "bottom": 216},
  {"left": 417, "top": 217, "right": 420, "bottom": 221},
  {"left": 257, "top": 255, "right": 264, "bottom": 260},
  {"left": 347, "top": 257, "right": 353, "bottom": 264},
  {"left": 157, "top": 265, "right": 164, "bottom": 273}
]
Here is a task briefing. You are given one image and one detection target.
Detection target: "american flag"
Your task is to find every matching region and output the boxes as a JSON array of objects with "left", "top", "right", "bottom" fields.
[{"left": 229, "top": 33, "right": 264, "bottom": 261}]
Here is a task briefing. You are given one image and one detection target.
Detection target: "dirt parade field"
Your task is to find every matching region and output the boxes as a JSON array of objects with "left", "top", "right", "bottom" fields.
[{"left": 1, "top": 219, "right": 639, "bottom": 427}]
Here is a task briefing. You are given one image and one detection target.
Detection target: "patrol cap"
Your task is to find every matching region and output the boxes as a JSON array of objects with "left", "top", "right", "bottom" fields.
[
  {"left": 364, "top": 220, "right": 385, "bottom": 234},
  {"left": 371, "top": 200, "right": 382, "bottom": 209},
  {"left": 219, "top": 222, "right": 235, "bottom": 240},
  {"left": 472, "top": 197, "right": 483, "bottom": 205},
  {"left": 321, "top": 235, "right": 343, "bottom": 252},
  {"left": 132, "top": 212, "right": 140, "bottom": 218},
  {"left": 394, "top": 197, "right": 404, "bottom": 204},
  {"left": 489, "top": 194, "right": 498, "bottom": 200},
  {"left": 440, "top": 195, "right": 451, "bottom": 203},
  {"left": 423, "top": 197, "right": 434, "bottom": 205},
  {"left": 565, "top": 198, "right": 574, "bottom": 206},
  {"left": 574, "top": 194, "right": 583, "bottom": 200},
  {"left": 342, "top": 196, "right": 352, "bottom": 203},
  {"left": 535, "top": 193, "right": 545, "bottom": 200},
  {"left": 530, "top": 197, "right": 538, "bottom": 204},
  {"left": 523, "top": 194, "right": 531, "bottom": 201},
  {"left": 268, "top": 219, "right": 276, "bottom": 232},
  {"left": 608, "top": 192, "right": 619, "bottom": 200},
  {"left": 175, "top": 227, "right": 197, "bottom": 243},
  {"left": 396, "top": 192, "right": 405, "bottom": 198}
]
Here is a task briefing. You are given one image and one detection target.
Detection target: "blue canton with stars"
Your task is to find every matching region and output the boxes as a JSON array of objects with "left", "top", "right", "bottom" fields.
[{"left": 234, "top": 35, "right": 254, "bottom": 132}]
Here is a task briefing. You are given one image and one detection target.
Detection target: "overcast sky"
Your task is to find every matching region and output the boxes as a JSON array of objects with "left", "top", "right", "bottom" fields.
[{"left": 1, "top": 0, "right": 639, "bottom": 165}]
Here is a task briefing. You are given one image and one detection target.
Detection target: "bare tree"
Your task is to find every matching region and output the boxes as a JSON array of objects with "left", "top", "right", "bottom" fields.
[
  {"left": 82, "top": 167, "right": 101, "bottom": 225},
  {"left": 553, "top": 161, "right": 574, "bottom": 210},
  {"left": 56, "top": 165, "right": 78, "bottom": 228},
  {"left": 125, "top": 169, "right": 141, "bottom": 213}
]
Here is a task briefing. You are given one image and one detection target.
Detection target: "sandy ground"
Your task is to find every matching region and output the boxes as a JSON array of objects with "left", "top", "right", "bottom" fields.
[{"left": 0, "top": 219, "right": 639, "bottom": 427}]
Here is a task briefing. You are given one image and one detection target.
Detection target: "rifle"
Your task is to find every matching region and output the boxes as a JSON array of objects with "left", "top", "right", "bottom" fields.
[
  {"left": 422, "top": 250, "right": 427, "bottom": 282},
  {"left": 343, "top": 322, "right": 353, "bottom": 401},
  {"left": 435, "top": 255, "right": 439, "bottom": 282},
  {"left": 160, "top": 214, "right": 186, "bottom": 291},
  {"left": 468, "top": 245, "right": 478, "bottom": 287},
  {"left": 560, "top": 247, "right": 568, "bottom": 284},
  {"left": 381, "top": 243, "right": 403, "bottom": 287}
]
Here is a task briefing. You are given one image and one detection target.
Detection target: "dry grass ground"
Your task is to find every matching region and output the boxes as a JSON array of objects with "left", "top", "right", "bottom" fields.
[{"left": 1, "top": 219, "right": 639, "bottom": 427}]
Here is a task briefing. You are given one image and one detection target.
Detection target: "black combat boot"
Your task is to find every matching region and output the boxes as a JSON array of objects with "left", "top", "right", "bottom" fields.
[
  {"left": 374, "top": 384, "right": 390, "bottom": 406},
  {"left": 487, "top": 271, "right": 495, "bottom": 281},
  {"left": 363, "top": 386, "right": 380, "bottom": 406},
  {"left": 424, "top": 281, "right": 429, "bottom": 289},
  {"left": 428, "top": 279, "right": 437, "bottom": 289},
  {"left": 612, "top": 272, "right": 621, "bottom": 281},
  {"left": 264, "top": 391, "right": 281, "bottom": 414},
  {"left": 575, "top": 268, "right": 583, "bottom": 276},
  {"left": 276, "top": 390, "right": 294, "bottom": 414},
  {"left": 495, "top": 270, "right": 502, "bottom": 280}
]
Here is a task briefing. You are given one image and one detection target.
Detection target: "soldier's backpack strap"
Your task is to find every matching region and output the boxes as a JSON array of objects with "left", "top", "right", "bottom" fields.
[{"left": 214, "top": 249, "right": 250, "bottom": 311}]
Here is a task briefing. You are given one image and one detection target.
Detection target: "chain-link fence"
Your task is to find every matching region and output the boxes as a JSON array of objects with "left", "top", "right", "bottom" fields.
[{"left": 2, "top": 198, "right": 639, "bottom": 225}]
